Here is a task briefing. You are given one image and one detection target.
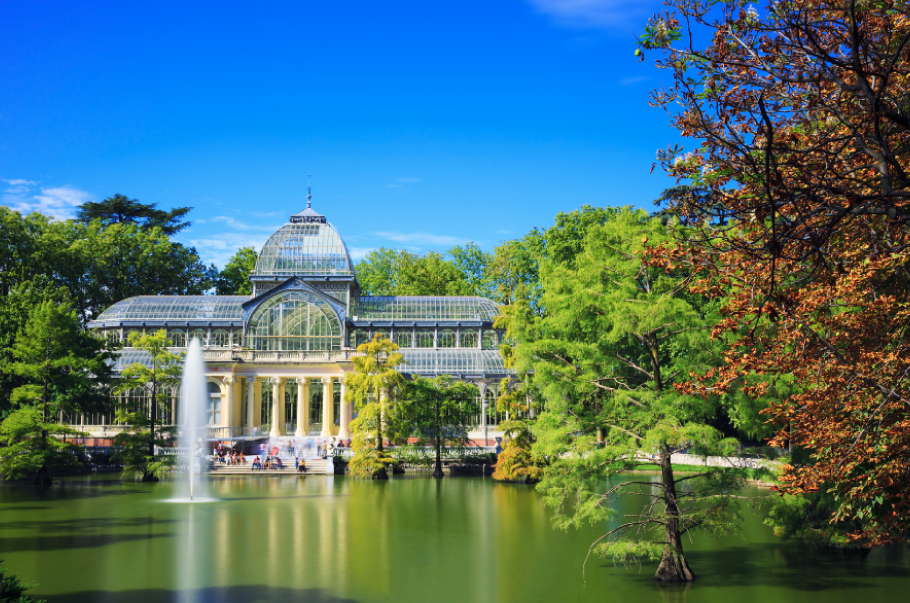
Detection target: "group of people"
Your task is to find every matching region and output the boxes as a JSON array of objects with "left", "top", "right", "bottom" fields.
[
  {"left": 251, "top": 455, "right": 284, "bottom": 470},
  {"left": 212, "top": 443, "right": 246, "bottom": 466}
]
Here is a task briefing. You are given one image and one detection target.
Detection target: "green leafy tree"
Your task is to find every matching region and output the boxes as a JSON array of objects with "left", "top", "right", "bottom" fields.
[
  {"left": 354, "top": 248, "right": 418, "bottom": 296},
  {"left": 503, "top": 208, "right": 747, "bottom": 582},
  {"left": 1, "top": 298, "right": 114, "bottom": 485},
  {"left": 344, "top": 336, "right": 404, "bottom": 479},
  {"left": 395, "top": 252, "right": 473, "bottom": 296},
  {"left": 400, "top": 376, "right": 479, "bottom": 478},
  {"left": 213, "top": 246, "right": 258, "bottom": 295},
  {"left": 448, "top": 243, "right": 494, "bottom": 298},
  {"left": 76, "top": 193, "right": 192, "bottom": 235},
  {"left": 113, "top": 329, "right": 182, "bottom": 481}
]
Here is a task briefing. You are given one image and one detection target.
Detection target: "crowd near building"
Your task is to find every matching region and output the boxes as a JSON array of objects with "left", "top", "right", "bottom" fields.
[{"left": 80, "top": 197, "right": 516, "bottom": 446}]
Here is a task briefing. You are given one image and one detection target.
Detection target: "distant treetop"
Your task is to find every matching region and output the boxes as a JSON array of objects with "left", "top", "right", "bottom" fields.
[{"left": 77, "top": 194, "right": 192, "bottom": 236}]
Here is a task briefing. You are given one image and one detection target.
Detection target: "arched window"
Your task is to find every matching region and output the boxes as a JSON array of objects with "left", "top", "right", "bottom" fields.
[
  {"left": 438, "top": 329, "right": 456, "bottom": 348},
  {"left": 460, "top": 329, "right": 477, "bottom": 348},
  {"left": 416, "top": 330, "right": 434, "bottom": 348},
  {"left": 211, "top": 329, "right": 231, "bottom": 347},
  {"left": 207, "top": 381, "right": 222, "bottom": 425},
  {"left": 372, "top": 330, "right": 389, "bottom": 343},
  {"left": 482, "top": 330, "right": 499, "bottom": 348},
  {"left": 246, "top": 290, "right": 342, "bottom": 351},
  {"left": 395, "top": 331, "right": 412, "bottom": 349},
  {"left": 168, "top": 330, "right": 187, "bottom": 348},
  {"left": 190, "top": 329, "right": 207, "bottom": 346},
  {"left": 351, "top": 329, "right": 369, "bottom": 347}
]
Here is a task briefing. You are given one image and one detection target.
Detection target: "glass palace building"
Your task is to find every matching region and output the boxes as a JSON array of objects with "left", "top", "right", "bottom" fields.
[{"left": 84, "top": 200, "right": 515, "bottom": 442}]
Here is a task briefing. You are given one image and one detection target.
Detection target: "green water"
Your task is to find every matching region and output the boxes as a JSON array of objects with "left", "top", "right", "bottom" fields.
[{"left": 0, "top": 474, "right": 908, "bottom": 603}]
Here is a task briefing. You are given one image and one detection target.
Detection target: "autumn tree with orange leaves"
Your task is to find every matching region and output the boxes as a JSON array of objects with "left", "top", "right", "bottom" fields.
[{"left": 639, "top": 0, "right": 910, "bottom": 544}]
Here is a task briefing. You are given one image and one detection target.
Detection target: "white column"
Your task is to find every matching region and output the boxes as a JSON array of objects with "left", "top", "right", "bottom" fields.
[
  {"left": 338, "top": 378, "right": 351, "bottom": 438},
  {"left": 270, "top": 377, "right": 285, "bottom": 436},
  {"left": 295, "top": 377, "right": 310, "bottom": 437},
  {"left": 320, "top": 377, "right": 334, "bottom": 437},
  {"left": 223, "top": 376, "right": 237, "bottom": 432},
  {"left": 246, "top": 377, "right": 256, "bottom": 436}
]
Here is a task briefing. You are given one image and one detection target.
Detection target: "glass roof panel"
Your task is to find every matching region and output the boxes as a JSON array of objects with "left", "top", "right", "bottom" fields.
[
  {"left": 253, "top": 221, "right": 355, "bottom": 277},
  {"left": 93, "top": 296, "right": 248, "bottom": 322},
  {"left": 355, "top": 296, "right": 500, "bottom": 321},
  {"left": 398, "top": 350, "right": 514, "bottom": 376}
]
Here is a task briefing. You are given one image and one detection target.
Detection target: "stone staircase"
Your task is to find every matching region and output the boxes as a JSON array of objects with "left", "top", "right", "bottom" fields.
[{"left": 208, "top": 456, "right": 329, "bottom": 475}]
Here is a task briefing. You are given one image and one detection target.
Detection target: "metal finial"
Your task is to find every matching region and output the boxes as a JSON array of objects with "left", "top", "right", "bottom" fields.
[{"left": 307, "top": 174, "right": 312, "bottom": 208}]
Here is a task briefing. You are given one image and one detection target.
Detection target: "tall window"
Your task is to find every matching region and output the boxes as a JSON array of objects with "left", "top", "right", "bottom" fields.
[
  {"left": 373, "top": 330, "right": 389, "bottom": 342},
  {"left": 211, "top": 329, "right": 231, "bottom": 347},
  {"left": 247, "top": 290, "right": 342, "bottom": 351},
  {"left": 351, "top": 330, "right": 369, "bottom": 347},
  {"left": 438, "top": 329, "right": 456, "bottom": 348},
  {"left": 190, "top": 329, "right": 207, "bottom": 346},
  {"left": 482, "top": 330, "right": 499, "bottom": 348},
  {"left": 395, "top": 331, "right": 412, "bottom": 348},
  {"left": 207, "top": 381, "right": 222, "bottom": 425},
  {"left": 416, "top": 331, "right": 434, "bottom": 348},
  {"left": 460, "top": 330, "right": 477, "bottom": 348},
  {"left": 168, "top": 330, "right": 187, "bottom": 348}
]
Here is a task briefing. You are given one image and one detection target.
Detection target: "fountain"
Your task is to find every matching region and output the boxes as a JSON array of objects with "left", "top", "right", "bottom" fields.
[{"left": 173, "top": 337, "right": 213, "bottom": 502}]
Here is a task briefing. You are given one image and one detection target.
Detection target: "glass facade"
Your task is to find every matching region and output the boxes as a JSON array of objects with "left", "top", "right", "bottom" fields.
[
  {"left": 247, "top": 290, "right": 342, "bottom": 351},
  {"left": 354, "top": 296, "right": 499, "bottom": 321},
  {"left": 95, "top": 296, "right": 247, "bottom": 322}
]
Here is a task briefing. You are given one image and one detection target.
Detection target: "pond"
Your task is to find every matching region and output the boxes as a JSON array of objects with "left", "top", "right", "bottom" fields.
[{"left": 0, "top": 474, "right": 908, "bottom": 603}]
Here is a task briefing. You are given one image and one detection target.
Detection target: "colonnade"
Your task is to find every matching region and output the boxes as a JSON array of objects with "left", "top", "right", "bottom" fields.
[{"left": 219, "top": 374, "right": 351, "bottom": 439}]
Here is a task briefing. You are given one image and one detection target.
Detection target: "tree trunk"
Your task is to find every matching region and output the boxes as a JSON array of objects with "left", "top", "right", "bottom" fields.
[
  {"left": 433, "top": 397, "right": 443, "bottom": 478},
  {"left": 37, "top": 362, "right": 51, "bottom": 487},
  {"left": 654, "top": 445, "right": 695, "bottom": 582}
]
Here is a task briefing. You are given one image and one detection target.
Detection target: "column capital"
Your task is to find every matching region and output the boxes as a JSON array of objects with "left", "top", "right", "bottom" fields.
[
  {"left": 223, "top": 376, "right": 238, "bottom": 384},
  {"left": 477, "top": 381, "right": 488, "bottom": 394},
  {"left": 269, "top": 377, "right": 282, "bottom": 385},
  {"left": 296, "top": 377, "right": 309, "bottom": 385},
  {"left": 320, "top": 376, "right": 333, "bottom": 385}
]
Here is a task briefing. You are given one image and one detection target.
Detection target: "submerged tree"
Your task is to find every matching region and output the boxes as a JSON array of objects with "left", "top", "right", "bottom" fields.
[
  {"left": 113, "top": 330, "right": 182, "bottom": 481},
  {"left": 502, "top": 208, "right": 748, "bottom": 582},
  {"left": 344, "top": 336, "right": 404, "bottom": 479},
  {"left": 400, "top": 376, "right": 478, "bottom": 478},
  {"left": 1, "top": 298, "right": 114, "bottom": 485}
]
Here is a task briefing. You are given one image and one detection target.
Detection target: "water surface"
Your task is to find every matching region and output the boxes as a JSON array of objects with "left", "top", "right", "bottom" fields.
[{"left": 0, "top": 474, "right": 907, "bottom": 602}]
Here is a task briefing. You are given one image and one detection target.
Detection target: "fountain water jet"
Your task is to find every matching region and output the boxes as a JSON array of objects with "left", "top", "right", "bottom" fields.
[{"left": 171, "top": 337, "right": 214, "bottom": 502}]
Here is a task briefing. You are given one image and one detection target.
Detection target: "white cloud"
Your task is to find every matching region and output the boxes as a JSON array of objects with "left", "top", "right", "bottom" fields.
[
  {"left": 209, "top": 215, "right": 281, "bottom": 231},
  {"left": 347, "top": 247, "right": 376, "bottom": 261},
  {"left": 372, "top": 231, "right": 474, "bottom": 247},
  {"left": 2, "top": 181, "right": 93, "bottom": 220},
  {"left": 619, "top": 75, "right": 649, "bottom": 86},
  {"left": 525, "top": 0, "right": 655, "bottom": 29},
  {"left": 185, "top": 233, "right": 271, "bottom": 268},
  {"left": 397, "top": 177, "right": 421, "bottom": 183}
]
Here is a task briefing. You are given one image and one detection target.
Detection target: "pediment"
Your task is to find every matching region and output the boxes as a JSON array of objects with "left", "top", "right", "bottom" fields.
[{"left": 241, "top": 277, "right": 347, "bottom": 325}]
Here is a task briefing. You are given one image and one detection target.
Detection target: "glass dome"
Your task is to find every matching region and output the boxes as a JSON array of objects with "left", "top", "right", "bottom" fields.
[{"left": 253, "top": 206, "right": 355, "bottom": 277}]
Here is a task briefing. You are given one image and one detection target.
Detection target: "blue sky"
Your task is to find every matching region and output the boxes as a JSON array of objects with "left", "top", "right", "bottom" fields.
[{"left": 1, "top": 0, "right": 679, "bottom": 267}]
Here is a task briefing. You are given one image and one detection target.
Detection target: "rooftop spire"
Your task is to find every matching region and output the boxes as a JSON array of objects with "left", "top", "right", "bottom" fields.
[{"left": 307, "top": 174, "right": 312, "bottom": 208}]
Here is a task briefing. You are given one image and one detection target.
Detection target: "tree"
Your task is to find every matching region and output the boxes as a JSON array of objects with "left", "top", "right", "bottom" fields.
[
  {"left": 399, "top": 376, "right": 479, "bottom": 478},
  {"left": 113, "top": 330, "right": 182, "bottom": 482},
  {"left": 76, "top": 194, "right": 192, "bottom": 235},
  {"left": 344, "top": 336, "right": 404, "bottom": 479},
  {"left": 492, "top": 378, "right": 544, "bottom": 483},
  {"left": 213, "top": 246, "right": 258, "bottom": 295},
  {"left": 502, "top": 208, "right": 746, "bottom": 582},
  {"left": 355, "top": 248, "right": 418, "bottom": 296},
  {"left": 1, "top": 298, "right": 114, "bottom": 485},
  {"left": 0, "top": 561, "right": 45, "bottom": 603},
  {"left": 640, "top": 0, "right": 910, "bottom": 544},
  {"left": 448, "top": 243, "right": 494, "bottom": 298}
]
